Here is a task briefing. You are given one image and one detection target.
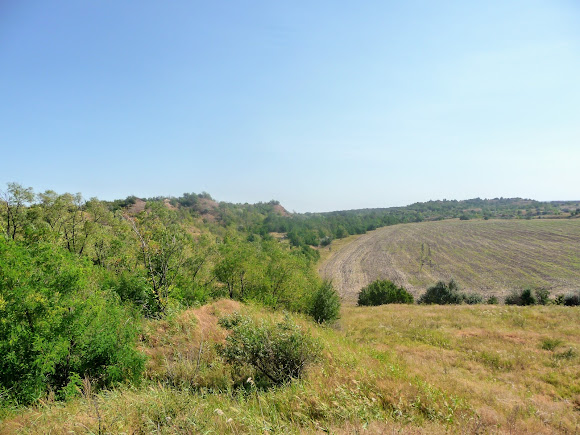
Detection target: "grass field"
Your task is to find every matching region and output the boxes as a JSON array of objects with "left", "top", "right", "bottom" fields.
[
  {"left": 2, "top": 301, "right": 579, "bottom": 434},
  {"left": 320, "top": 219, "right": 580, "bottom": 303}
]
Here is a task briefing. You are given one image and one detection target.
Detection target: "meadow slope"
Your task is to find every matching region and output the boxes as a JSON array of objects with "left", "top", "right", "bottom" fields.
[
  {"left": 3, "top": 302, "right": 579, "bottom": 434},
  {"left": 320, "top": 219, "right": 580, "bottom": 303}
]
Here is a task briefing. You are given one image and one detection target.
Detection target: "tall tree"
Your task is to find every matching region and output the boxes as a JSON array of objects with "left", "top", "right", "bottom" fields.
[{"left": 1, "top": 182, "right": 35, "bottom": 240}]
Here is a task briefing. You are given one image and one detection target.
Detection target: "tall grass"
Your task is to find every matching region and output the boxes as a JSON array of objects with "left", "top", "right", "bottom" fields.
[{"left": 2, "top": 302, "right": 579, "bottom": 434}]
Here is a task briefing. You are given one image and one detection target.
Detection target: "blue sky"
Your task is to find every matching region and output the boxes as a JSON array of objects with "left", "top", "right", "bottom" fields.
[{"left": 1, "top": 1, "right": 579, "bottom": 212}]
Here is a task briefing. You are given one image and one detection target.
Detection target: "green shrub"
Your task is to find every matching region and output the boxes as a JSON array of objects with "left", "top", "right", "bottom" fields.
[
  {"left": 217, "top": 313, "right": 321, "bottom": 386},
  {"left": 358, "top": 279, "right": 414, "bottom": 306},
  {"left": 487, "top": 295, "right": 499, "bottom": 304},
  {"left": 107, "top": 272, "right": 161, "bottom": 317},
  {"left": 464, "top": 293, "right": 484, "bottom": 304},
  {"left": 564, "top": 291, "right": 580, "bottom": 306},
  {"left": 310, "top": 280, "right": 341, "bottom": 324},
  {"left": 505, "top": 288, "right": 536, "bottom": 306},
  {"left": 535, "top": 288, "right": 551, "bottom": 305},
  {"left": 0, "top": 239, "right": 145, "bottom": 405},
  {"left": 418, "top": 280, "right": 464, "bottom": 305}
]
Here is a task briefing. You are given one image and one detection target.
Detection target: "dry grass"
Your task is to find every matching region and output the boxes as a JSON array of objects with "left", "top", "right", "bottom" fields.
[
  {"left": 3, "top": 302, "right": 579, "bottom": 434},
  {"left": 320, "top": 219, "right": 580, "bottom": 302},
  {"left": 341, "top": 304, "right": 580, "bottom": 434}
]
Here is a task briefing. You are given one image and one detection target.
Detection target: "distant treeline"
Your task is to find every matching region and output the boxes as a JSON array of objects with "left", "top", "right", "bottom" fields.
[{"left": 122, "top": 192, "right": 579, "bottom": 251}]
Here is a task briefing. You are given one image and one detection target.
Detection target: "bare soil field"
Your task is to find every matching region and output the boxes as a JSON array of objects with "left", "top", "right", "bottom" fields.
[{"left": 320, "top": 219, "right": 580, "bottom": 303}]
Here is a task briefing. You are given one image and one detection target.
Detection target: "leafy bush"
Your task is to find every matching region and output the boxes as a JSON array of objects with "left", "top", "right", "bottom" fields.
[
  {"left": 418, "top": 280, "right": 464, "bottom": 305},
  {"left": 487, "top": 295, "right": 499, "bottom": 304},
  {"left": 464, "top": 293, "right": 484, "bottom": 305},
  {"left": 108, "top": 272, "right": 161, "bottom": 317},
  {"left": 0, "top": 239, "right": 145, "bottom": 404},
  {"left": 217, "top": 313, "right": 321, "bottom": 386},
  {"left": 358, "top": 279, "right": 414, "bottom": 306},
  {"left": 505, "top": 288, "right": 536, "bottom": 306},
  {"left": 535, "top": 288, "right": 551, "bottom": 305},
  {"left": 564, "top": 291, "right": 580, "bottom": 306},
  {"left": 310, "top": 280, "right": 341, "bottom": 324}
]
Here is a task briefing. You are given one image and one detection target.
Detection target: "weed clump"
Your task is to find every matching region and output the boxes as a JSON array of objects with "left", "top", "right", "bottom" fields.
[
  {"left": 217, "top": 313, "right": 321, "bottom": 387},
  {"left": 540, "top": 338, "right": 563, "bottom": 351},
  {"left": 357, "top": 279, "right": 414, "bottom": 306}
]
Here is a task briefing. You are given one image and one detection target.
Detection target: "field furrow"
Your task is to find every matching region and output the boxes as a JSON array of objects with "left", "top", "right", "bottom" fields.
[{"left": 320, "top": 219, "right": 580, "bottom": 303}]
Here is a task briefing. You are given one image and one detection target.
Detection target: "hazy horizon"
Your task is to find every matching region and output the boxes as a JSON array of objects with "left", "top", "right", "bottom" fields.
[{"left": 2, "top": 1, "right": 579, "bottom": 212}]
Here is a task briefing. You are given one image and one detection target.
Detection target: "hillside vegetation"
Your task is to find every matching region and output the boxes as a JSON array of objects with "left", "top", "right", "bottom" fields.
[
  {"left": 2, "top": 182, "right": 580, "bottom": 433},
  {"left": 320, "top": 219, "right": 580, "bottom": 303},
  {"left": 2, "top": 302, "right": 579, "bottom": 434}
]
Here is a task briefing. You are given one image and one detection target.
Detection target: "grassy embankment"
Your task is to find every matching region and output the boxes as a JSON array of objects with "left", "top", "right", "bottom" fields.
[{"left": 3, "top": 300, "right": 578, "bottom": 434}]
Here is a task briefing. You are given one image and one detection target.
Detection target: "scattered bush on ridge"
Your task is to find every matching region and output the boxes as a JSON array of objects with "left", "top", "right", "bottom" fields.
[
  {"left": 357, "top": 279, "right": 414, "bottom": 306},
  {"left": 418, "top": 280, "right": 465, "bottom": 305},
  {"left": 505, "top": 288, "right": 537, "bottom": 306}
]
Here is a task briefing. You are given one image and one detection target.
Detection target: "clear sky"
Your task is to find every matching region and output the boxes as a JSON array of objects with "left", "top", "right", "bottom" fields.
[{"left": 1, "top": 1, "right": 579, "bottom": 212}]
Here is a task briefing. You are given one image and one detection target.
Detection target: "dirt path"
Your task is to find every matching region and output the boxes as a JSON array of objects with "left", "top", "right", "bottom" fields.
[{"left": 319, "top": 219, "right": 580, "bottom": 304}]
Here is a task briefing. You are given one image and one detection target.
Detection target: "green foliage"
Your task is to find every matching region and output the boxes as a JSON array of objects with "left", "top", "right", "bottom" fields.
[
  {"left": 128, "top": 203, "right": 192, "bottom": 316},
  {"left": 540, "top": 338, "right": 563, "bottom": 351},
  {"left": 487, "top": 295, "right": 499, "bottom": 304},
  {"left": 0, "top": 239, "right": 145, "bottom": 405},
  {"left": 1, "top": 182, "right": 35, "bottom": 240},
  {"left": 535, "top": 288, "right": 551, "bottom": 305},
  {"left": 563, "top": 291, "right": 580, "bottom": 306},
  {"left": 106, "top": 272, "right": 161, "bottom": 317},
  {"left": 553, "top": 294, "right": 565, "bottom": 305},
  {"left": 309, "top": 280, "right": 341, "bottom": 324},
  {"left": 505, "top": 288, "right": 536, "bottom": 306},
  {"left": 357, "top": 279, "right": 414, "bottom": 306},
  {"left": 213, "top": 235, "right": 318, "bottom": 312},
  {"left": 418, "top": 280, "right": 464, "bottom": 305},
  {"left": 463, "top": 293, "right": 483, "bottom": 305},
  {"left": 217, "top": 313, "right": 321, "bottom": 386}
]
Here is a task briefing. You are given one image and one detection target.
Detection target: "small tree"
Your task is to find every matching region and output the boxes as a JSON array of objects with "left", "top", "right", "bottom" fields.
[
  {"left": 358, "top": 279, "right": 414, "bottom": 306},
  {"left": 1, "top": 182, "right": 35, "bottom": 240},
  {"left": 310, "top": 280, "right": 341, "bottom": 324}
]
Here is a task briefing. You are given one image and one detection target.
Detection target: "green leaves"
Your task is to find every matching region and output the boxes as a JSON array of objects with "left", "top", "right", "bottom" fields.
[
  {"left": 0, "top": 238, "right": 144, "bottom": 405},
  {"left": 217, "top": 313, "right": 321, "bottom": 386},
  {"left": 358, "top": 280, "right": 414, "bottom": 306},
  {"left": 310, "top": 280, "right": 341, "bottom": 324}
]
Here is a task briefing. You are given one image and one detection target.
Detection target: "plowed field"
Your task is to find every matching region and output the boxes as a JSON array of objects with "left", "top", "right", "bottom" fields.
[{"left": 319, "top": 219, "right": 580, "bottom": 303}]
